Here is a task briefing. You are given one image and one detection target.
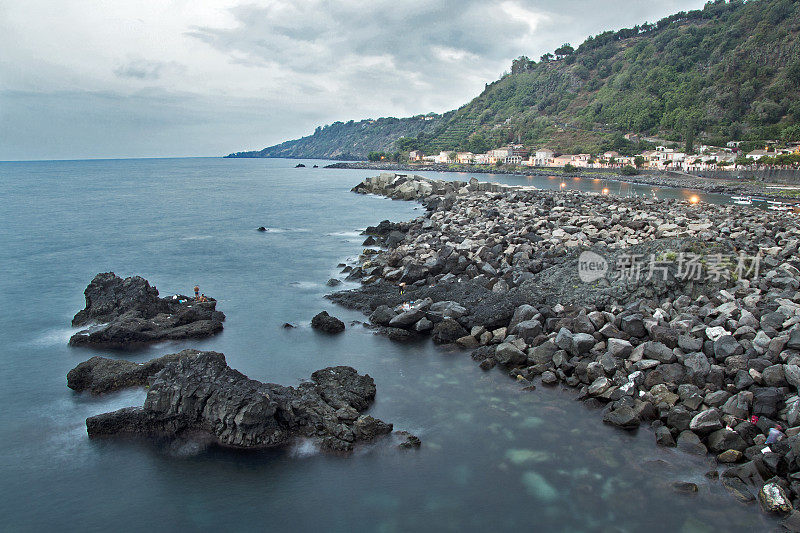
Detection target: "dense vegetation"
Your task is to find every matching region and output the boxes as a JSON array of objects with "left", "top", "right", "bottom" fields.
[
  {"left": 225, "top": 115, "right": 443, "bottom": 159},
  {"left": 228, "top": 0, "right": 800, "bottom": 160}
]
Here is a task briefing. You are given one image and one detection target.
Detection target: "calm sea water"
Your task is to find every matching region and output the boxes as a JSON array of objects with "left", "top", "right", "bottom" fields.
[{"left": 0, "top": 157, "right": 772, "bottom": 532}]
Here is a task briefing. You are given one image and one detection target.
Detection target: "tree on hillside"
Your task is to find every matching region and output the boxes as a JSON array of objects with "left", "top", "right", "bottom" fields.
[
  {"left": 511, "top": 56, "right": 535, "bottom": 74},
  {"left": 540, "top": 53, "right": 554, "bottom": 62},
  {"left": 554, "top": 43, "right": 574, "bottom": 59},
  {"left": 684, "top": 125, "right": 696, "bottom": 155},
  {"left": 634, "top": 155, "right": 646, "bottom": 168}
]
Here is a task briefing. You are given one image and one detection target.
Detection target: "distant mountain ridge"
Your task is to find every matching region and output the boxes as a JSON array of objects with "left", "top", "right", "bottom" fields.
[
  {"left": 227, "top": 0, "right": 800, "bottom": 159},
  {"left": 225, "top": 115, "right": 445, "bottom": 160}
]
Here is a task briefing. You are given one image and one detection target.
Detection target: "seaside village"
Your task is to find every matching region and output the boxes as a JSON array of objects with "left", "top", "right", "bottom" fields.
[{"left": 409, "top": 139, "right": 800, "bottom": 172}]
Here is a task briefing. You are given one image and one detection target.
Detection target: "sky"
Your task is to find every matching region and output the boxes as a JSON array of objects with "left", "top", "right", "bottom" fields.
[{"left": 0, "top": 0, "right": 707, "bottom": 161}]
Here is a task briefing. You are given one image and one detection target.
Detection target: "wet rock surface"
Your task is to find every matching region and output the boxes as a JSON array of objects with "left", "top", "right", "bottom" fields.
[
  {"left": 329, "top": 173, "right": 800, "bottom": 519},
  {"left": 85, "top": 351, "right": 395, "bottom": 452},
  {"left": 311, "top": 311, "right": 346, "bottom": 334},
  {"left": 69, "top": 273, "right": 225, "bottom": 348},
  {"left": 67, "top": 349, "right": 201, "bottom": 394}
]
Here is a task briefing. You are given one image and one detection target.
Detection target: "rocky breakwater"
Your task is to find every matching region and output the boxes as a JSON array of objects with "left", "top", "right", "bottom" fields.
[
  {"left": 334, "top": 174, "right": 800, "bottom": 524},
  {"left": 351, "top": 172, "right": 535, "bottom": 202},
  {"left": 82, "top": 350, "right": 410, "bottom": 452},
  {"left": 69, "top": 273, "right": 225, "bottom": 348}
]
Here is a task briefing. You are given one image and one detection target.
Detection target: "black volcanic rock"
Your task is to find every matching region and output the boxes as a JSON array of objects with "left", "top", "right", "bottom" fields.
[
  {"left": 69, "top": 273, "right": 225, "bottom": 348},
  {"left": 85, "top": 351, "right": 392, "bottom": 451},
  {"left": 311, "top": 311, "right": 345, "bottom": 334},
  {"left": 67, "top": 349, "right": 201, "bottom": 394}
]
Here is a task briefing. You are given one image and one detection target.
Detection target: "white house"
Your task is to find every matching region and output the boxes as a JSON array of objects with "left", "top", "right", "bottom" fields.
[
  {"left": 456, "top": 152, "right": 475, "bottom": 164},
  {"left": 746, "top": 150, "right": 770, "bottom": 161},
  {"left": 531, "top": 149, "right": 554, "bottom": 166}
]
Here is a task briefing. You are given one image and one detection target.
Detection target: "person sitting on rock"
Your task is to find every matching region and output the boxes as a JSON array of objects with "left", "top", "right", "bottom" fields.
[
  {"left": 399, "top": 282, "right": 406, "bottom": 296},
  {"left": 194, "top": 286, "right": 200, "bottom": 300},
  {"left": 199, "top": 293, "right": 208, "bottom": 303}
]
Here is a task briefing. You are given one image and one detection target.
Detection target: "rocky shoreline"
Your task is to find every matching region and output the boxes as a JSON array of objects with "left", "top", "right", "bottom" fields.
[
  {"left": 329, "top": 172, "right": 800, "bottom": 527},
  {"left": 326, "top": 161, "right": 800, "bottom": 200}
]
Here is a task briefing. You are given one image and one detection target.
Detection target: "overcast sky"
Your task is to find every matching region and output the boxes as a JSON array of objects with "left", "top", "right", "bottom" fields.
[{"left": 0, "top": 0, "right": 706, "bottom": 160}]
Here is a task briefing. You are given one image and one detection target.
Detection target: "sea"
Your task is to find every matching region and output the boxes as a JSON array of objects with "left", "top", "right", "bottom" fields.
[{"left": 0, "top": 157, "right": 773, "bottom": 531}]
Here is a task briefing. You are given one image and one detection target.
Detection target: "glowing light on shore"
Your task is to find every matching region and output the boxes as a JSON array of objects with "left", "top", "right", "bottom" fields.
[
  {"left": 689, "top": 195, "right": 700, "bottom": 204},
  {"left": 602, "top": 188, "right": 609, "bottom": 195},
  {"left": 560, "top": 182, "right": 567, "bottom": 189}
]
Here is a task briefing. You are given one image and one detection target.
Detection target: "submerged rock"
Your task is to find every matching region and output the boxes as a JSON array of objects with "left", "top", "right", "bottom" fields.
[
  {"left": 396, "top": 431, "right": 422, "bottom": 449},
  {"left": 85, "top": 351, "right": 392, "bottom": 452},
  {"left": 69, "top": 272, "right": 224, "bottom": 348}
]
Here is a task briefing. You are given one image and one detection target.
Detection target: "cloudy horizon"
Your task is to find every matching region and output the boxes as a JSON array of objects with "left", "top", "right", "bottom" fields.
[{"left": 1, "top": 0, "right": 706, "bottom": 161}]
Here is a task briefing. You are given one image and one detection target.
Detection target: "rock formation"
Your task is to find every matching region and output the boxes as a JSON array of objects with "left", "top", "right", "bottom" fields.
[
  {"left": 69, "top": 273, "right": 225, "bottom": 347},
  {"left": 311, "top": 311, "right": 345, "bottom": 334},
  {"left": 67, "top": 349, "right": 201, "bottom": 394},
  {"left": 85, "top": 350, "right": 395, "bottom": 452}
]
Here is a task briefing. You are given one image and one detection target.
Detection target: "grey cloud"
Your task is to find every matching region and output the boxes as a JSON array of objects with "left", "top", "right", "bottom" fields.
[
  {"left": 1, "top": 0, "right": 709, "bottom": 159},
  {"left": 189, "top": 1, "right": 539, "bottom": 75}
]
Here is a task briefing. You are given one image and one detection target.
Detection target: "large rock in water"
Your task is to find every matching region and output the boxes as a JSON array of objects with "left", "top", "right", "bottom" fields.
[
  {"left": 67, "top": 349, "right": 200, "bottom": 394},
  {"left": 69, "top": 273, "right": 225, "bottom": 348},
  {"left": 85, "top": 351, "right": 392, "bottom": 451},
  {"left": 311, "top": 311, "right": 346, "bottom": 334}
]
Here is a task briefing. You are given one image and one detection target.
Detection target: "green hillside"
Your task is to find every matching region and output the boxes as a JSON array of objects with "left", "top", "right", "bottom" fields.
[
  {"left": 228, "top": 0, "right": 800, "bottom": 159},
  {"left": 225, "top": 115, "right": 444, "bottom": 159}
]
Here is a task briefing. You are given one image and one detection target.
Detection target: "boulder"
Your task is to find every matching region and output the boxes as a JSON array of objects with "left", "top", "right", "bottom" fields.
[
  {"left": 431, "top": 319, "right": 468, "bottom": 345},
  {"left": 759, "top": 482, "right": 793, "bottom": 514},
  {"left": 369, "top": 305, "right": 396, "bottom": 326},
  {"left": 683, "top": 352, "right": 711, "bottom": 377},
  {"left": 508, "top": 304, "right": 537, "bottom": 331},
  {"left": 762, "top": 364, "right": 788, "bottom": 388},
  {"left": 788, "top": 328, "right": 800, "bottom": 351},
  {"left": 607, "top": 338, "right": 633, "bottom": 359},
  {"left": 311, "top": 311, "right": 346, "bottom": 334},
  {"left": 707, "top": 428, "right": 748, "bottom": 453},
  {"left": 620, "top": 314, "right": 646, "bottom": 338},
  {"left": 642, "top": 341, "right": 676, "bottom": 363},
  {"left": 714, "top": 335, "right": 741, "bottom": 360},
  {"left": 413, "top": 318, "right": 433, "bottom": 332},
  {"left": 677, "top": 430, "right": 707, "bottom": 455},
  {"left": 655, "top": 426, "right": 676, "bottom": 447},
  {"left": 572, "top": 333, "right": 596, "bottom": 356},
  {"left": 689, "top": 409, "right": 723, "bottom": 434},
  {"left": 528, "top": 340, "right": 557, "bottom": 365},
  {"left": 513, "top": 320, "right": 543, "bottom": 344},
  {"left": 722, "top": 391, "right": 752, "bottom": 420},
  {"left": 752, "top": 387, "right": 784, "bottom": 418},
  {"left": 388, "top": 309, "right": 425, "bottom": 328},
  {"left": 603, "top": 405, "right": 640, "bottom": 430},
  {"left": 495, "top": 343, "right": 527, "bottom": 366}
]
